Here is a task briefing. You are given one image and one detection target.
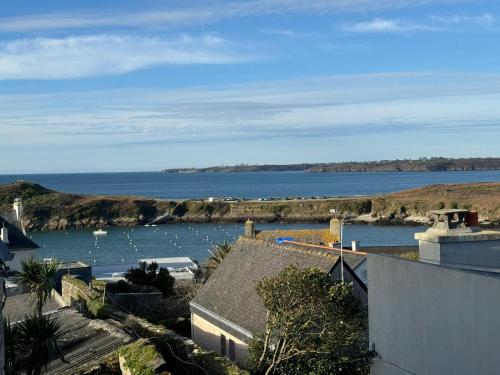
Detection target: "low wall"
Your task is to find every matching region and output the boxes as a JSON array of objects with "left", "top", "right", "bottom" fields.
[
  {"left": 107, "top": 291, "right": 163, "bottom": 314},
  {"left": 61, "top": 275, "right": 91, "bottom": 307}
]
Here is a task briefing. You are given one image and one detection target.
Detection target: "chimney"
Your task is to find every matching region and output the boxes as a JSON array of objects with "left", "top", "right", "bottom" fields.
[
  {"left": 351, "top": 240, "right": 359, "bottom": 252},
  {"left": 244, "top": 219, "right": 255, "bottom": 237},
  {"left": 330, "top": 218, "right": 341, "bottom": 242},
  {"left": 0, "top": 225, "right": 8, "bottom": 244},
  {"left": 465, "top": 211, "right": 479, "bottom": 227},
  {"left": 415, "top": 209, "right": 500, "bottom": 269},
  {"left": 13, "top": 197, "right": 23, "bottom": 222}
]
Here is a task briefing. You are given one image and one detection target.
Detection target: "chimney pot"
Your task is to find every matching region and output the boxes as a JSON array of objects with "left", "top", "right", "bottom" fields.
[{"left": 465, "top": 211, "right": 479, "bottom": 227}]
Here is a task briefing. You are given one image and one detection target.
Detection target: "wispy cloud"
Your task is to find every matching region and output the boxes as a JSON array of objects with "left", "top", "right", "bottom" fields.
[
  {"left": 2, "top": 72, "right": 500, "bottom": 147},
  {"left": 260, "top": 28, "right": 317, "bottom": 38},
  {"left": 342, "top": 13, "right": 496, "bottom": 34},
  {"left": 0, "top": 34, "right": 253, "bottom": 79},
  {"left": 341, "top": 18, "right": 441, "bottom": 33},
  {"left": 0, "top": 0, "right": 469, "bottom": 32},
  {"left": 430, "top": 13, "right": 496, "bottom": 26}
]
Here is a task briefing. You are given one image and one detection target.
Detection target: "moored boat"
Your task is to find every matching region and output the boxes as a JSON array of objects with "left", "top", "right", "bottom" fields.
[{"left": 93, "top": 229, "right": 107, "bottom": 236}]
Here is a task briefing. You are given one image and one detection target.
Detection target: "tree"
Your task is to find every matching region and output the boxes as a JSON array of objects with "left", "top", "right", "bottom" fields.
[
  {"left": 15, "top": 314, "right": 65, "bottom": 375},
  {"left": 3, "top": 318, "right": 19, "bottom": 375},
  {"left": 17, "top": 258, "right": 59, "bottom": 318},
  {"left": 249, "top": 266, "right": 372, "bottom": 375},
  {"left": 124, "top": 262, "right": 175, "bottom": 297},
  {"left": 204, "top": 241, "right": 231, "bottom": 280}
]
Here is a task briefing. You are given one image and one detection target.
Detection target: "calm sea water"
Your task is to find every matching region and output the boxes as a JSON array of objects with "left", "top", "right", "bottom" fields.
[
  {"left": 31, "top": 222, "right": 425, "bottom": 266},
  {"left": 1, "top": 170, "right": 499, "bottom": 199}
]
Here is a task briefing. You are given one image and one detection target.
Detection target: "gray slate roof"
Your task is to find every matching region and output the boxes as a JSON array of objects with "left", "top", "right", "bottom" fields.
[
  {"left": 3, "top": 293, "right": 64, "bottom": 322},
  {"left": 41, "top": 309, "right": 133, "bottom": 375},
  {"left": 0, "top": 215, "right": 39, "bottom": 250},
  {"left": 192, "top": 237, "right": 366, "bottom": 336},
  {"left": 5, "top": 293, "right": 133, "bottom": 374}
]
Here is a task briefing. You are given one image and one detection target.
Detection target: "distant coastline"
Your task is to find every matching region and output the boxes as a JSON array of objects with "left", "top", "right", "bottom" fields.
[{"left": 161, "top": 157, "right": 500, "bottom": 173}]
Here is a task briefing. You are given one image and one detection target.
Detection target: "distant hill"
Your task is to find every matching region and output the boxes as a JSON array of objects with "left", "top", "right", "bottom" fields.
[
  {"left": 161, "top": 157, "right": 500, "bottom": 173},
  {"left": 1, "top": 180, "right": 500, "bottom": 230}
]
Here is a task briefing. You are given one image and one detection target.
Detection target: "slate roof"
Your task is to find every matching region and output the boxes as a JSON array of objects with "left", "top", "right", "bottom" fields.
[
  {"left": 3, "top": 293, "right": 64, "bottom": 322},
  {"left": 0, "top": 215, "right": 39, "bottom": 250},
  {"left": 192, "top": 237, "right": 366, "bottom": 336},
  {"left": 5, "top": 295, "right": 133, "bottom": 375},
  {"left": 40, "top": 309, "right": 133, "bottom": 375}
]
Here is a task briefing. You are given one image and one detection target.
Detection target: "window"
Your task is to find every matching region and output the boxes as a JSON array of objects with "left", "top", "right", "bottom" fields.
[
  {"left": 220, "top": 334, "right": 226, "bottom": 356},
  {"left": 229, "top": 339, "right": 236, "bottom": 361}
]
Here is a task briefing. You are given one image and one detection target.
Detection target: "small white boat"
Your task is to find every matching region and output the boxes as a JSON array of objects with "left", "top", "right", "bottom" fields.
[{"left": 93, "top": 229, "right": 108, "bottom": 236}]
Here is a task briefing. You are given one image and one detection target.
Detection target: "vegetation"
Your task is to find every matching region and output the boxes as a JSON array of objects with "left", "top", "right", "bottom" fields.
[
  {"left": 124, "top": 262, "right": 175, "bottom": 298},
  {"left": 2, "top": 180, "right": 500, "bottom": 230},
  {"left": 117, "top": 339, "right": 164, "bottom": 375},
  {"left": 190, "top": 351, "right": 250, "bottom": 375},
  {"left": 204, "top": 241, "right": 232, "bottom": 279},
  {"left": 249, "top": 266, "right": 372, "bottom": 375},
  {"left": 17, "top": 257, "right": 59, "bottom": 317},
  {"left": 161, "top": 157, "right": 500, "bottom": 173},
  {"left": 5, "top": 314, "right": 65, "bottom": 375}
]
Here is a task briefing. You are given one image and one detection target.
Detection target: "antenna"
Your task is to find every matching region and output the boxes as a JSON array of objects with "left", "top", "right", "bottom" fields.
[{"left": 340, "top": 219, "right": 344, "bottom": 283}]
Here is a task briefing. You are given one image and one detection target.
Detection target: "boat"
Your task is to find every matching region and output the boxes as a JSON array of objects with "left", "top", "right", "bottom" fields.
[{"left": 93, "top": 229, "right": 107, "bottom": 236}]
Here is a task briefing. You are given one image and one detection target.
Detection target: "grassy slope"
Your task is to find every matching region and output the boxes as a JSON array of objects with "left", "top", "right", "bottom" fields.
[
  {"left": 1, "top": 181, "right": 499, "bottom": 230},
  {"left": 0, "top": 181, "right": 173, "bottom": 230}
]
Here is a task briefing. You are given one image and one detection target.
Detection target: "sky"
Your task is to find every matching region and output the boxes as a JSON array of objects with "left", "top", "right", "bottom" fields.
[{"left": 1, "top": 0, "right": 500, "bottom": 174}]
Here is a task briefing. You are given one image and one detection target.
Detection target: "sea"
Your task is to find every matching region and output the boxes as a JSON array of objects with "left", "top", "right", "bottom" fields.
[
  {"left": 1, "top": 170, "right": 500, "bottom": 199},
  {"left": 2, "top": 170, "right": 499, "bottom": 266}
]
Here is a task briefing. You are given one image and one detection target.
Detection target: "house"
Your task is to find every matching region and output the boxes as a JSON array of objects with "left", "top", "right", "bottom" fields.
[
  {"left": 190, "top": 236, "right": 367, "bottom": 365},
  {"left": 0, "top": 201, "right": 39, "bottom": 273},
  {"left": 369, "top": 209, "right": 500, "bottom": 375}
]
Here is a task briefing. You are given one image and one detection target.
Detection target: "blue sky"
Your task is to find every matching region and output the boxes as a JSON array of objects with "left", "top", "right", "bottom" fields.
[{"left": 1, "top": 0, "right": 500, "bottom": 173}]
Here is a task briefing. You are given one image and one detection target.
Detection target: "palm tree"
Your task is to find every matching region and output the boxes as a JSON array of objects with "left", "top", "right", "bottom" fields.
[
  {"left": 17, "top": 257, "right": 59, "bottom": 317},
  {"left": 15, "top": 314, "right": 65, "bottom": 375},
  {"left": 204, "top": 241, "right": 232, "bottom": 280},
  {"left": 3, "top": 318, "right": 19, "bottom": 375}
]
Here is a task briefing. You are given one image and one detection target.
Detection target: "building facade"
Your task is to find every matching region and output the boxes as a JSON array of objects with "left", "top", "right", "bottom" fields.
[
  {"left": 191, "top": 237, "right": 367, "bottom": 365},
  {"left": 369, "top": 209, "right": 500, "bottom": 375}
]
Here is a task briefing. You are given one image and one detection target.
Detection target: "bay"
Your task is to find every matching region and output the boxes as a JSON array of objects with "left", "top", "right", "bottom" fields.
[
  {"left": 31, "top": 222, "right": 425, "bottom": 266},
  {"left": 1, "top": 170, "right": 499, "bottom": 200}
]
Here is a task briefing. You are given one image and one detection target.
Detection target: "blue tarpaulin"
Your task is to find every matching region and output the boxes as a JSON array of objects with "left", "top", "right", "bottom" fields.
[{"left": 275, "top": 237, "right": 295, "bottom": 244}]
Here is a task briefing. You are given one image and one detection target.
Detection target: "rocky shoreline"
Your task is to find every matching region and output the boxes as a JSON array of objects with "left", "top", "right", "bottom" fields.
[{"left": 1, "top": 181, "right": 499, "bottom": 231}]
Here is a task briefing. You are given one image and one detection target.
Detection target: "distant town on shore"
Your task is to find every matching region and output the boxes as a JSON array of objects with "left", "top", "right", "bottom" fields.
[{"left": 161, "top": 157, "right": 500, "bottom": 174}]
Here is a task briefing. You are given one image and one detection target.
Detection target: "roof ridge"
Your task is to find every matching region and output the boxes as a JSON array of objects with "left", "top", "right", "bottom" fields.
[{"left": 237, "top": 236, "right": 341, "bottom": 260}]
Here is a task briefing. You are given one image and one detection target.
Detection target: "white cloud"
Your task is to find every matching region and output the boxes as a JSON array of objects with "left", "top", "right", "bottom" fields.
[
  {"left": 1, "top": 72, "right": 500, "bottom": 147},
  {"left": 0, "top": 0, "right": 469, "bottom": 32},
  {"left": 341, "top": 18, "right": 441, "bottom": 33},
  {"left": 0, "top": 34, "right": 253, "bottom": 79},
  {"left": 342, "top": 13, "right": 496, "bottom": 34},
  {"left": 430, "top": 13, "right": 496, "bottom": 26}
]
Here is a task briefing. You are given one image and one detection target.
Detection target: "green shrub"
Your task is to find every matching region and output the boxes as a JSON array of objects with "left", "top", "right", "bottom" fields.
[
  {"left": 191, "top": 351, "right": 249, "bottom": 375},
  {"left": 124, "top": 262, "right": 174, "bottom": 298},
  {"left": 87, "top": 298, "right": 114, "bottom": 319},
  {"left": 117, "top": 339, "right": 161, "bottom": 375}
]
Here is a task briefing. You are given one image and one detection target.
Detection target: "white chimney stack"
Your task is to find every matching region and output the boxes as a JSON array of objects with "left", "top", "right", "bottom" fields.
[
  {"left": 13, "top": 197, "right": 23, "bottom": 222},
  {"left": 351, "top": 240, "right": 359, "bottom": 252},
  {"left": 0, "top": 225, "right": 9, "bottom": 244},
  {"left": 415, "top": 209, "right": 500, "bottom": 269}
]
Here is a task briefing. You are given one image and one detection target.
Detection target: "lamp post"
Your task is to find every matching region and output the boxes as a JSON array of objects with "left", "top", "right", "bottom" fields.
[
  {"left": 340, "top": 219, "right": 344, "bottom": 282},
  {"left": 339, "top": 219, "right": 350, "bottom": 283}
]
